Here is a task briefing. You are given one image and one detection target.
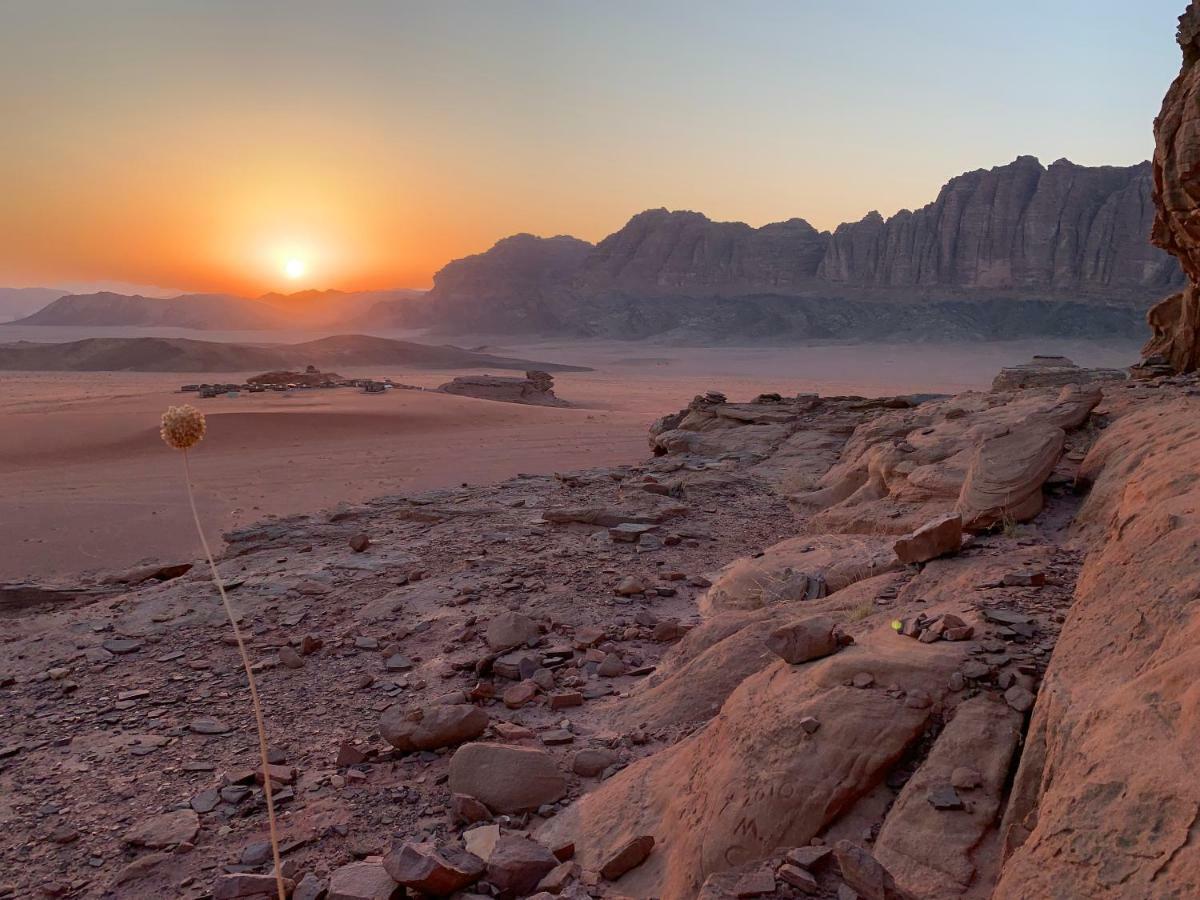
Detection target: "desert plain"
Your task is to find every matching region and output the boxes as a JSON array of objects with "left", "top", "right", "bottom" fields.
[{"left": 0, "top": 330, "right": 1139, "bottom": 582}]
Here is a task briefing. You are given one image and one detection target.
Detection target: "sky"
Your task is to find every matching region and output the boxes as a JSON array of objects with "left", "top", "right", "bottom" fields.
[{"left": 0, "top": 0, "right": 1186, "bottom": 296}]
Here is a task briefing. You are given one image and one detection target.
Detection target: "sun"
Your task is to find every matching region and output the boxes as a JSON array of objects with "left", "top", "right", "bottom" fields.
[{"left": 283, "top": 258, "right": 306, "bottom": 279}]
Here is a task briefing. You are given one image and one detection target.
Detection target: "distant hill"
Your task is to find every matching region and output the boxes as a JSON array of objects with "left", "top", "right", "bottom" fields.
[
  {"left": 0, "top": 287, "right": 66, "bottom": 322},
  {"left": 16, "top": 292, "right": 290, "bottom": 329},
  {"left": 12, "top": 288, "right": 427, "bottom": 330},
  {"left": 0, "top": 333, "right": 590, "bottom": 373}
]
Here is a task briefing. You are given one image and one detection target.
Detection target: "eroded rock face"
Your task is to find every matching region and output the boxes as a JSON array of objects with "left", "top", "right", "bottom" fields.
[
  {"left": 537, "top": 629, "right": 968, "bottom": 898},
  {"left": 1144, "top": 3, "right": 1200, "bottom": 372},
  {"left": 994, "top": 399, "right": 1200, "bottom": 896}
]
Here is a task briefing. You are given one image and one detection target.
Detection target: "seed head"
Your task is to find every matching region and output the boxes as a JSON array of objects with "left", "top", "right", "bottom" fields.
[{"left": 160, "top": 404, "right": 207, "bottom": 451}]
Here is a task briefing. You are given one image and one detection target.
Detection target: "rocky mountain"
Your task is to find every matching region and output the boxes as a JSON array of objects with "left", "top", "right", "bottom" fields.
[{"left": 386, "top": 157, "right": 1183, "bottom": 341}]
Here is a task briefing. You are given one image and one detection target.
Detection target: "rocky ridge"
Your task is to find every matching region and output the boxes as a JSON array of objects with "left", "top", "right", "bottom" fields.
[
  {"left": 387, "top": 157, "right": 1182, "bottom": 341},
  {"left": 7, "top": 355, "right": 1200, "bottom": 898}
]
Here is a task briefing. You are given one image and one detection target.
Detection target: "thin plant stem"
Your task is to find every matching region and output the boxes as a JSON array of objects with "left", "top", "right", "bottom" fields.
[{"left": 183, "top": 450, "right": 285, "bottom": 900}]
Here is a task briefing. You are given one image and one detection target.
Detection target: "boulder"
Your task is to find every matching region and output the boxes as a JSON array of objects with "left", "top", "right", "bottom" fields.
[
  {"left": 486, "top": 835, "right": 559, "bottom": 898},
  {"left": 762, "top": 616, "right": 843, "bottom": 665},
  {"left": 383, "top": 842, "right": 485, "bottom": 896},
  {"left": 892, "top": 513, "right": 962, "bottom": 565},
  {"left": 599, "top": 835, "right": 655, "bottom": 880},
  {"left": 449, "top": 743, "right": 567, "bottom": 813},
  {"left": 380, "top": 704, "right": 488, "bottom": 752},
  {"left": 486, "top": 612, "right": 539, "bottom": 651},
  {"left": 955, "top": 422, "right": 1064, "bottom": 531}
]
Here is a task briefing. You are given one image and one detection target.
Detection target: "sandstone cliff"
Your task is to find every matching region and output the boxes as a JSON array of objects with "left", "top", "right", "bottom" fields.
[
  {"left": 397, "top": 157, "right": 1181, "bottom": 340},
  {"left": 1144, "top": 2, "right": 1200, "bottom": 371},
  {"left": 820, "top": 157, "right": 1176, "bottom": 293}
]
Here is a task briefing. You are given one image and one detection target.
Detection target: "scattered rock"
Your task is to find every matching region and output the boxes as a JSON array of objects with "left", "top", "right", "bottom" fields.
[
  {"left": 124, "top": 809, "right": 200, "bottom": 849},
  {"left": 486, "top": 612, "right": 539, "bottom": 651},
  {"left": 599, "top": 835, "right": 655, "bottom": 880},
  {"left": 486, "top": 835, "right": 559, "bottom": 898},
  {"left": 893, "top": 513, "right": 962, "bottom": 564},
  {"left": 328, "top": 859, "right": 403, "bottom": 900},
  {"left": 763, "top": 616, "right": 842, "bottom": 665},
  {"left": 383, "top": 842, "right": 485, "bottom": 896}
]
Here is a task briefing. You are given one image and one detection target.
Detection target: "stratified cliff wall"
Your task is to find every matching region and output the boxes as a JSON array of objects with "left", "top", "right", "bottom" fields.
[{"left": 820, "top": 158, "right": 1176, "bottom": 293}]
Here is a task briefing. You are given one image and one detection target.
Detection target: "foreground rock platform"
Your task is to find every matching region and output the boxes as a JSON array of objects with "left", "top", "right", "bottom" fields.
[{"left": 4, "top": 370, "right": 1200, "bottom": 898}]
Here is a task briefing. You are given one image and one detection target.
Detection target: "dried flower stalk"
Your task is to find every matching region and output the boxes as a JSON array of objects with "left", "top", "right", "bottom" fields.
[{"left": 161, "top": 406, "right": 284, "bottom": 900}]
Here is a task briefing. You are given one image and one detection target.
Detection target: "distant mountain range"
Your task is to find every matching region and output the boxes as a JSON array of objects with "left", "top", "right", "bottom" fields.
[
  {"left": 0, "top": 333, "right": 589, "bottom": 373},
  {"left": 0, "top": 287, "right": 70, "bottom": 322},
  {"left": 6, "top": 156, "right": 1182, "bottom": 342},
  {"left": 15, "top": 288, "right": 423, "bottom": 331}
]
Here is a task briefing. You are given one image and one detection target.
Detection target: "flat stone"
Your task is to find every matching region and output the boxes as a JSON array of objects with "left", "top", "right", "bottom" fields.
[
  {"left": 981, "top": 608, "right": 1033, "bottom": 626},
  {"left": 102, "top": 638, "right": 142, "bottom": 655},
  {"left": 927, "top": 784, "right": 965, "bottom": 811},
  {"left": 124, "top": 809, "right": 200, "bottom": 848},
  {"left": 778, "top": 864, "right": 819, "bottom": 894},
  {"left": 732, "top": 870, "right": 777, "bottom": 896},
  {"left": 213, "top": 873, "right": 295, "bottom": 899},
  {"left": 189, "top": 717, "right": 232, "bottom": 735},
  {"left": 328, "top": 859, "right": 403, "bottom": 900},
  {"left": 786, "top": 846, "right": 832, "bottom": 869}
]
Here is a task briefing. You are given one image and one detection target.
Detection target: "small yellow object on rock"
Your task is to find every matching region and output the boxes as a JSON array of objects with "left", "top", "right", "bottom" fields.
[{"left": 160, "top": 404, "right": 207, "bottom": 451}]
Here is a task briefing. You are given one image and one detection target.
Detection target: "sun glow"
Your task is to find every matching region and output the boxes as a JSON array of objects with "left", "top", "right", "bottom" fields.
[{"left": 283, "top": 258, "right": 306, "bottom": 280}]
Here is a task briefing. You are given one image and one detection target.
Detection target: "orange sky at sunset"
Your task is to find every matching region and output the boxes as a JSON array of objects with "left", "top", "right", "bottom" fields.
[{"left": 0, "top": 1, "right": 1179, "bottom": 296}]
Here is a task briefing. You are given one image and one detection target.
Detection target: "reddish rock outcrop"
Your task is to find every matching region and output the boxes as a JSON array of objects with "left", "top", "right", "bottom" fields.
[
  {"left": 1144, "top": 2, "right": 1200, "bottom": 371},
  {"left": 438, "top": 370, "right": 567, "bottom": 406}
]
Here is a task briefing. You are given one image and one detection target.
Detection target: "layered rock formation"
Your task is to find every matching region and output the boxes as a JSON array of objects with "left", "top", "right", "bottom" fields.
[
  {"left": 437, "top": 370, "right": 568, "bottom": 406},
  {"left": 1144, "top": 2, "right": 1200, "bottom": 371},
  {"left": 574, "top": 209, "right": 828, "bottom": 294},
  {"left": 820, "top": 158, "right": 1176, "bottom": 292},
  {"left": 384, "top": 157, "right": 1182, "bottom": 340}
]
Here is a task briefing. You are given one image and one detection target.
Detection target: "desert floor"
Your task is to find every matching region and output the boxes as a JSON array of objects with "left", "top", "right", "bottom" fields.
[{"left": 0, "top": 335, "right": 1140, "bottom": 582}]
